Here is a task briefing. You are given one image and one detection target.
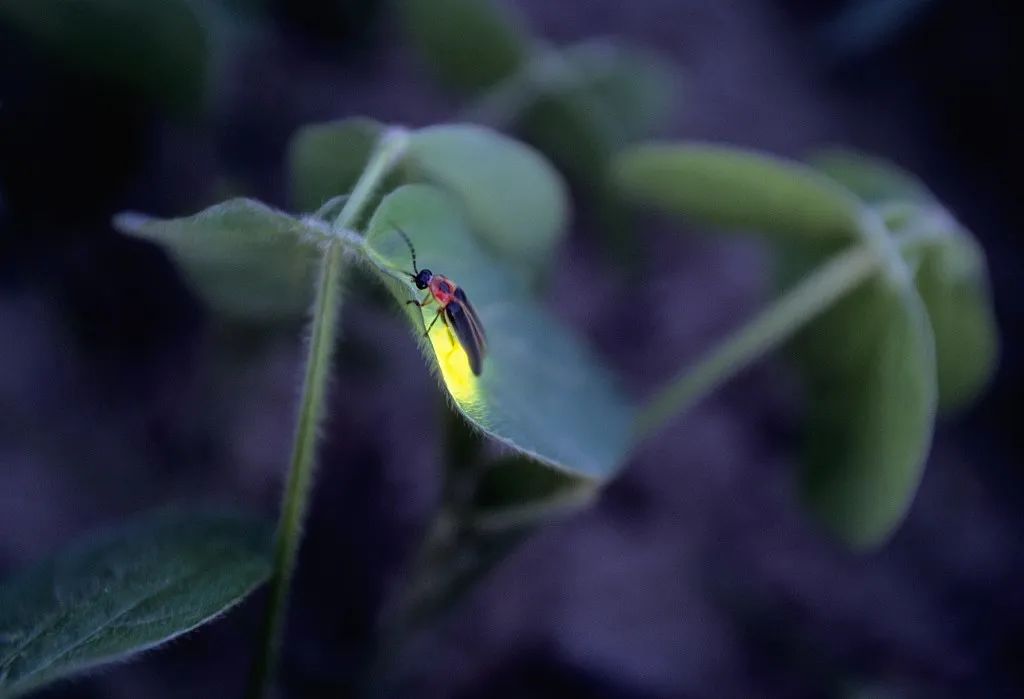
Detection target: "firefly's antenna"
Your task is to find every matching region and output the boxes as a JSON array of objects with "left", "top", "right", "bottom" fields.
[{"left": 393, "top": 226, "right": 419, "bottom": 276}]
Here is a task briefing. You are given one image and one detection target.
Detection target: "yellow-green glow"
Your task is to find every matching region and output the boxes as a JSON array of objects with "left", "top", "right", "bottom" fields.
[{"left": 422, "top": 311, "right": 481, "bottom": 404}]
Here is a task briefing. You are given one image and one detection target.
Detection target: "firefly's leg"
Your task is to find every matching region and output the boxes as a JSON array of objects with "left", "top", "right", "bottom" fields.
[
  {"left": 424, "top": 308, "right": 444, "bottom": 337},
  {"left": 405, "top": 292, "right": 433, "bottom": 308},
  {"left": 440, "top": 308, "right": 458, "bottom": 344}
]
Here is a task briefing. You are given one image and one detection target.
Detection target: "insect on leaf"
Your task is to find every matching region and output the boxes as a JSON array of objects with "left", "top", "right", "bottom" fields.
[{"left": 363, "top": 184, "right": 633, "bottom": 480}]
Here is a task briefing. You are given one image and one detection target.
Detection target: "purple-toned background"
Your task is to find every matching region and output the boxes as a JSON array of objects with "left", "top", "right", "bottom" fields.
[{"left": 1, "top": 1, "right": 1021, "bottom": 697}]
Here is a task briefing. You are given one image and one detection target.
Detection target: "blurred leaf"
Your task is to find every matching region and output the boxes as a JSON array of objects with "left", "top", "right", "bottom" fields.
[
  {"left": 796, "top": 277, "right": 936, "bottom": 549},
  {"left": 810, "top": 148, "right": 998, "bottom": 411},
  {"left": 364, "top": 184, "right": 633, "bottom": 480},
  {"left": 472, "top": 456, "right": 597, "bottom": 531},
  {"left": 114, "top": 199, "right": 323, "bottom": 323},
  {"left": 811, "top": 148, "right": 998, "bottom": 411},
  {"left": 287, "top": 121, "right": 569, "bottom": 276},
  {"left": 810, "top": 148, "right": 931, "bottom": 205},
  {"left": 396, "top": 455, "right": 593, "bottom": 629},
  {"left": 288, "top": 117, "right": 383, "bottom": 213},
  {"left": 407, "top": 124, "right": 569, "bottom": 275},
  {"left": 517, "top": 41, "right": 677, "bottom": 187},
  {"left": 0, "top": 0, "right": 208, "bottom": 113},
  {"left": 558, "top": 40, "right": 677, "bottom": 144},
  {"left": 401, "top": 0, "right": 531, "bottom": 93},
  {"left": 614, "top": 143, "right": 861, "bottom": 242},
  {"left": 519, "top": 86, "right": 615, "bottom": 187},
  {"left": 913, "top": 230, "right": 998, "bottom": 413},
  {"left": 485, "top": 41, "right": 673, "bottom": 190},
  {"left": 0, "top": 509, "right": 272, "bottom": 697}
]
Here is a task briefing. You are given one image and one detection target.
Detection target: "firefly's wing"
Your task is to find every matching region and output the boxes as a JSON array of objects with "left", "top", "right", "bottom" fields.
[
  {"left": 446, "top": 289, "right": 487, "bottom": 376},
  {"left": 453, "top": 287, "right": 487, "bottom": 352}
]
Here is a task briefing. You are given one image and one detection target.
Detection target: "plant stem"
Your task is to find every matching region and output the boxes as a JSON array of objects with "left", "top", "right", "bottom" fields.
[
  {"left": 633, "top": 244, "right": 878, "bottom": 443},
  {"left": 248, "top": 242, "right": 343, "bottom": 697},
  {"left": 249, "top": 127, "right": 410, "bottom": 699}
]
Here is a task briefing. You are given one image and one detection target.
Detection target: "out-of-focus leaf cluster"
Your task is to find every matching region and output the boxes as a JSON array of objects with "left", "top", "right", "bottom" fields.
[
  {"left": 401, "top": 0, "right": 679, "bottom": 192},
  {"left": 614, "top": 143, "right": 997, "bottom": 548}
]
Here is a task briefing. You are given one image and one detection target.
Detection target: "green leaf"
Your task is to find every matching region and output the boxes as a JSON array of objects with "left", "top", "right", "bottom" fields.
[
  {"left": 0, "top": 0, "right": 208, "bottom": 113},
  {"left": 472, "top": 456, "right": 597, "bottom": 531},
  {"left": 491, "top": 41, "right": 677, "bottom": 184},
  {"left": 558, "top": 40, "right": 677, "bottom": 145},
  {"left": 809, "top": 148, "right": 998, "bottom": 410},
  {"left": 796, "top": 277, "right": 937, "bottom": 549},
  {"left": 613, "top": 143, "right": 862, "bottom": 242},
  {"left": 395, "top": 454, "right": 593, "bottom": 628},
  {"left": 517, "top": 41, "right": 677, "bottom": 187},
  {"left": 0, "top": 509, "right": 272, "bottom": 697},
  {"left": 287, "top": 118, "right": 384, "bottom": 213},
  {"left": 286, "top": 121, "right": 569, "bottom": 276},
  {"left": 114, "top": 199, "right": 324, "bottom": 323},
  {"left": 364, "top": 184, "right": 633, "bottom": 480},
  {"left": 401, "top": 0, "right": 531, "bottom": 93},
  {"left": 810, "top": 148, "right": 931, "bottom": 205},
  {"left": 396, "top": 452, "right": 593, "bottom": 629},
  {"left": 407, "top": 124, "right": 569, "bottom": 274},
  {"left": 914, "top": 230, "right": 998, "bottom": 413},
  {"left": 518, "top": 86, "right": 616, "bottom": 186}
]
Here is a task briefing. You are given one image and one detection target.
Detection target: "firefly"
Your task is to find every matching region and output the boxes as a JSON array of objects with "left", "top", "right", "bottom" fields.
[{"left": 393, "top": 227, "right": 488, "bottom": 376}]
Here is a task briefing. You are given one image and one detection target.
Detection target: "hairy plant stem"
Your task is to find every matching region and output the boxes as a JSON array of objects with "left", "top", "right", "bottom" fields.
[
  {"left": 249, "top": 128, "right": 409, "bottom": 699},
  {"left": 633, "top": 228, "right": 944, "bottom": 443}
]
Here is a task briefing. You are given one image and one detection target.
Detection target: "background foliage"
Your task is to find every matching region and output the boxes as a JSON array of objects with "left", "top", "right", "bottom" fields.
[{"left": 0, "top": 1, "right": 1019, "bottom": 697}]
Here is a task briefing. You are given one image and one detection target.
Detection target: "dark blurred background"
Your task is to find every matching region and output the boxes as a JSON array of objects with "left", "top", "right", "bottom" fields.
[{"left": 1, "top": 1, "right": 1021, "bottom": 697}]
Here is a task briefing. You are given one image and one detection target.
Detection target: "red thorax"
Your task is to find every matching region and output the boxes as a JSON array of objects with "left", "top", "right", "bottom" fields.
[{"left": 429, "top": 275, "right": 457, "bottom": 306}]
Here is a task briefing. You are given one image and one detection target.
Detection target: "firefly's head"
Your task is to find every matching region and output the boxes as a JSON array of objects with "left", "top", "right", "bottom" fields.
[{"left": 413, "top": 269, "right": 433, "bottom": 290}]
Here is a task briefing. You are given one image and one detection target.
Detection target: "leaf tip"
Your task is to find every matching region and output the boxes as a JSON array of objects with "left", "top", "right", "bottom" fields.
[{"left": 112, "top": 211, "right": 152, "bottom": 237}]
